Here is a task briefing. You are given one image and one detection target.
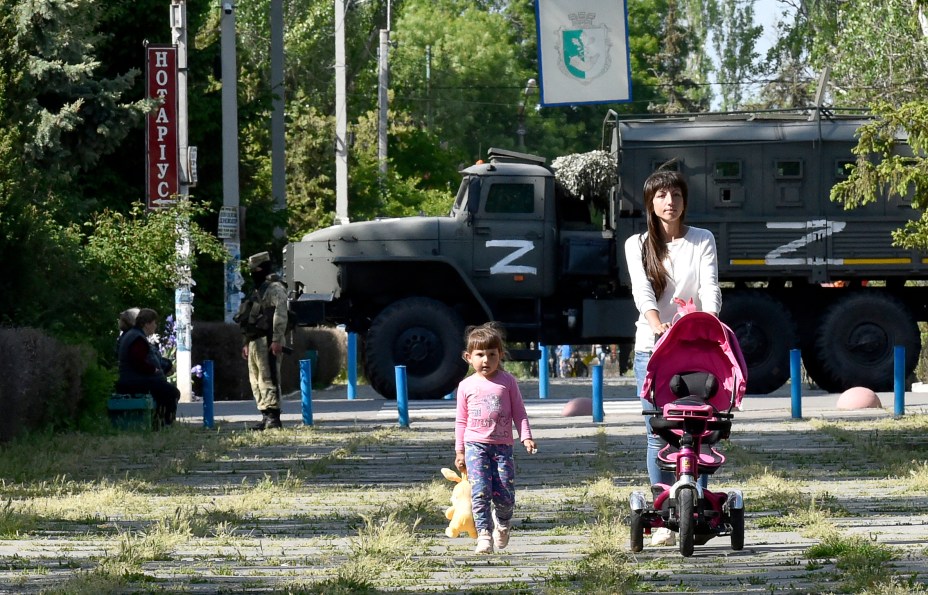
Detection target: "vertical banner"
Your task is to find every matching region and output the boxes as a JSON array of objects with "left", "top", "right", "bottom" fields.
[
  {"left": 535, "top": 1, "right": 632, "bottom": 107},
  {"left": 146, "top": 44, "right": 179, "bottom": 209}
]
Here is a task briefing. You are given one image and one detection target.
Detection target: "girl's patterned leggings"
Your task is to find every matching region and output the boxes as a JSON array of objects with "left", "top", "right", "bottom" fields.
[{"left": 464, "top": 442, "right": 515, "bottom": 533}]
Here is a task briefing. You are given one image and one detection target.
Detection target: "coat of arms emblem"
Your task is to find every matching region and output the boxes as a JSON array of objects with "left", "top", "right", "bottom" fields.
[{"left": 555, "top": 12, "right": 612, "bottom": 84}]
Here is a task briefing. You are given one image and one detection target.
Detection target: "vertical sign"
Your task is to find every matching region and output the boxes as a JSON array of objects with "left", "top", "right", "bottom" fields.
[
  {"left": 146, "top": 45, "right": 178, "bottom": 209},
  {"left": 535, "top": 1, "right": 632, "bottom": 107}
]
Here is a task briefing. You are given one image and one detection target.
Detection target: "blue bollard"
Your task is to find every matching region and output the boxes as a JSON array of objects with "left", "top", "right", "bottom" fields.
[
  {"left": 347, "top": 332, "right": 358, "bottom": 400},
  {"left": 395, "top": 366, "right": 409, "bottom": 427},
  {"left": 592, "top": 364, "right": 604, "bottom": 422},
  {"left": 790, "top": 348, "right": 802, "bottom": 419},
  {"left": 539, "top": 344, "right": 549, "bottom": 399},
  {"left": 202, "top": 360, "right": 214, "bottom": 429},
  {"left": 300, "top": 358, "right": 313, "bottom": 426},
  {"left": 894, "top": 345, "right": 905, "bottom": 416}
]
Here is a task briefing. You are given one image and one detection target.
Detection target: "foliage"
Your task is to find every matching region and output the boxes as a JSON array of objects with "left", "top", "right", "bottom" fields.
[
  {"left": 81, "top": 200, "right": 228, "bottom": 317},
  {"left": 12, "top": 0, "right": 150, "bottom": 213},
  {"left": 391, "top": 0, "right": 530, "bottom": 161},
  {"left": 810, "top": 0, "right": 928, "bottom": 107},
  {"left": 0, "top": 328, "right": 92, "bottom": 443},
  {"left": 831, "top": 101, "right": 928, "bottom": 251},
  {"left": 708, "top": 0, "right": 763, "bottom": 111}
]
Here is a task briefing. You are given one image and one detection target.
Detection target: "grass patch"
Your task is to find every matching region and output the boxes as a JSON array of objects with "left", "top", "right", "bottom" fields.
[
  {"left": 543, "top": 517, "right": 639, "bottom": 594},
  {"left": 805, "top": 532, "right": 909, "bottom": 593}
]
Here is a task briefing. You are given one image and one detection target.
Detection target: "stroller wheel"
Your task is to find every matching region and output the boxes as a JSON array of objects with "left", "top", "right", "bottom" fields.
[
  {"left": 677, "top": 486, "right": 696, "bottom": 557},
  {"left": 730, "top": 507, "right": 745, "bottom": 550},
  {"left": 629, "top": 511, "right": 645, "bottom": 552}
]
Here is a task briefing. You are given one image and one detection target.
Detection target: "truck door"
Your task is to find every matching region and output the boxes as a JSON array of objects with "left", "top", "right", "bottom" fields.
[{"left": 471, "top": 176, "right": 551, "bottom": 297}]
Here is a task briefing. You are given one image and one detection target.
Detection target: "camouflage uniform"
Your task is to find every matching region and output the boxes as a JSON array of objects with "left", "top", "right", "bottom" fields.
[
  {"left": 245, "top": 277, "right": 289, "bottom": 411},
  {"left": 236, "top": 251, "right": 289, "bottom": 429}
]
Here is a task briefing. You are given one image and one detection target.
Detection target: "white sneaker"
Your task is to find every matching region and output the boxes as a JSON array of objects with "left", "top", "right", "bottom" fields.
[
  {"left": 650, "top": 527, "right": 676, "bottom": 546},
  {"left": 475, "top": 530, "right": 494, "bottom": 554},
  {"left": 493, "top": 522, "right": 511, "bottom": 550}
]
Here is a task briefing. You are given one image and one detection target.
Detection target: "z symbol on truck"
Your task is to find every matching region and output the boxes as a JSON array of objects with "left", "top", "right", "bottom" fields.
[{"left": 487, "top": 240, "right": 537, "bottom": 275}]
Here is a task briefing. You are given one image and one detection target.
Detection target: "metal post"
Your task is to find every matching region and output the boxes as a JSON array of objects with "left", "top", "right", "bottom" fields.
[
  {"left": 347, "top": 331, "right": 358, "bottom": 400},
  {"left": 202, "top": 360, "right": 214, "bottom": 429},
  {"left": 592, "top": 364, "right": 604, "bottom": 422},
  {"left": 171, "top": 0, "right": 193, "bottom": 403},
  {"left": 220, "top": 2, "right": 242, "bottom": 324},
  {"left": 539, "top": 344, "right": 549, "bottom": 399},
  {"left": 790, "top": 348, "right": 802, "bottom": 419},
  {"left": 395, "top": 365, "right": 409, "bottom": 427},
  {"left": 378, "top": 28, "right": 389, "bottom": 181},
  {"left": 894, "top": 345, "right": 905, "bottom": 416},
  {"left": 270, "top": 0, "right": 286, "bottom": 226},
  {"left": 334, "top": 0, "right": 349, "bottom": 224},
  {"left": 301, "top": 358, "right": 313, "bottom": 426}
]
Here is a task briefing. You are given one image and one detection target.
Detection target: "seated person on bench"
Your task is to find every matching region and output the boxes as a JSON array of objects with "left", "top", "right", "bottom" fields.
[{"left": 115, "top": 308, "right": 180, "bottom": 426}]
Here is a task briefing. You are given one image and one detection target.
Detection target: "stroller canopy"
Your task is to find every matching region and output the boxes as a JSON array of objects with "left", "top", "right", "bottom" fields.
[{"left": 642, "top": 311, "right": 748, "bottom": 412}]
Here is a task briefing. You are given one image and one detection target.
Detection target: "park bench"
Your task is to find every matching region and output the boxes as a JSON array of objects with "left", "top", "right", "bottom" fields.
[{"left": 107, "top": 393, "right": 155, "bottom": 430}]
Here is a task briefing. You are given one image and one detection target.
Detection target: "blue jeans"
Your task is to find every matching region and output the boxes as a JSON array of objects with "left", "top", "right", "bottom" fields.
[{"left": 636, "top": 351, "right": 708, "bottom": 490}]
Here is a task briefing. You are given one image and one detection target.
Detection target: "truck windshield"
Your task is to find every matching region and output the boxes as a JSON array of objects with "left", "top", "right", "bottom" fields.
[{"left": 450, "top": 176, "right": 471, "bottom": 216}]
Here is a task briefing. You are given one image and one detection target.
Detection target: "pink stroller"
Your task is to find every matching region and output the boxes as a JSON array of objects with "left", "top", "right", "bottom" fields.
[{"left": 629, "top": 309, "right": 748, "bottom": 557}]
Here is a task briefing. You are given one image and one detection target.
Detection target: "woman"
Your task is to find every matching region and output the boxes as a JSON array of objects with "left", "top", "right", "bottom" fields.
[
  {"left": 623, "top": 168, "right": 721, "bottom": 545},
  {"left": 115, "top": 308, "right": 180, "bottom": 427}
]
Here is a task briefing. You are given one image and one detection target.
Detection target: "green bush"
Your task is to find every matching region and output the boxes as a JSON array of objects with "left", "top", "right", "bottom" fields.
[
  {"left": 77, "top": 363, "right": 117, "bottom": 432},
  {"left": 0, "top": 328, "right": 93, "bottom": 442}
]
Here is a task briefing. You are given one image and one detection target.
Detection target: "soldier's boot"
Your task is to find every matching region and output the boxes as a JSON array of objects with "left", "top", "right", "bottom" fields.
[
  {"left": 265, "top": 408, "right": 283, "bottom": 429},
  {"left": 249, "top": 410, "right": 269, "bottom": 431}
]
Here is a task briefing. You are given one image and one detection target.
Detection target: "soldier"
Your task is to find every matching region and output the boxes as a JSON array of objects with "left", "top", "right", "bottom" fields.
[{"left": 235, "top": 251, "right": 289, "bottom": 430}]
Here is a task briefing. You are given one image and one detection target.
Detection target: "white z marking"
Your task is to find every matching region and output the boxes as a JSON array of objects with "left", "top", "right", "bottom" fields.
[
  {"left": 486, "top": 239, "right": 537, "bottom": 275},
  {"left": 766, "top": 220, "right": 846, "bottom": 265}
]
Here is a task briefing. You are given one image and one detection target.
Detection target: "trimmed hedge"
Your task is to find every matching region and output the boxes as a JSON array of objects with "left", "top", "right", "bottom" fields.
[
  {"left": 0, "top": 328, "right": 93, "bottom": 442},
  {"left": 191, "top": 323, "right": 345, "bottom": 400}
]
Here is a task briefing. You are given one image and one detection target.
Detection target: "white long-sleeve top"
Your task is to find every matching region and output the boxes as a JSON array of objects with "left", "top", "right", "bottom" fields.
[{"left": 624, "top": 226, "right": 722, "bottom": 352}]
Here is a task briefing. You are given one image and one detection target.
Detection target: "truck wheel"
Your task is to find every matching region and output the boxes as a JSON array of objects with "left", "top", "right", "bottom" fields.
[
  {"left": 814, "top": 292, "right": 919, "bottom": 392},
  {"left": 801, "top": 323, "right": 842, "bottom": 393},
  {"left": 720, "top": 291, "right": 797, "bottom": 394},
  {"left": 364, "top": 297, "right": 468, "bottom": 400}
]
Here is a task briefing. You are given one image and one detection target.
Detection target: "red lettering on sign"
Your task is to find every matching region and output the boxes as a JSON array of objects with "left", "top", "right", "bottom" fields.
[{"left": 146, "top": 46, "right": 178, "bottom": 209}]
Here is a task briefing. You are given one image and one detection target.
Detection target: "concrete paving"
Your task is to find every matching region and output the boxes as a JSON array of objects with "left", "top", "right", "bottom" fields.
[
  {"left": 2, "top": 378, "right": 926, "bottom": 593},
  {"left": 174, "top": 379, "right": 928, "bottom": 593}
]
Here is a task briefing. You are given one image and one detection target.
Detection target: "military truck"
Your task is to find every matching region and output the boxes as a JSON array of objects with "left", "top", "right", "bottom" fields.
[{"left": 284, "top": 109, "right": 928, "bottom": 399}]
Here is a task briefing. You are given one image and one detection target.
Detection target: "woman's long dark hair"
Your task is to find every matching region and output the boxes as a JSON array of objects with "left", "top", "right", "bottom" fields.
[{"left": 641, "top": 169, "right": 688, "bottom": 299}]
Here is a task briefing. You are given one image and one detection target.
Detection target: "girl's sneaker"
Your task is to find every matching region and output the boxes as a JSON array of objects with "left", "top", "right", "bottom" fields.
[
  {"left": 650, "top": 527, "right": 676, "bottom": 546},
  {"left": 493, "top": 523, "right": 511, "bottom": 550},
  {"left": 475, "top": 530, "right": 494, "bottom": 554}
]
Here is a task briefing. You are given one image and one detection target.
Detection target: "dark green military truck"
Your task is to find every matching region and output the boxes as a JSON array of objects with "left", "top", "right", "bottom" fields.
[{"left": 285, "top": 110, "right": 928, "bottom": 399}]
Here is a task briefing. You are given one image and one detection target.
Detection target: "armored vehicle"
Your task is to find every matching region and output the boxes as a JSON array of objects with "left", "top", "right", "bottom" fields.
[{"left": 284, "top": 110, "right": 928, "bottom": 399}]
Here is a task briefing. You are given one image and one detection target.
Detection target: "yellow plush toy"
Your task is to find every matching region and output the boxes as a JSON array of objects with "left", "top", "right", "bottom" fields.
[{"left": 441, "top": 467, "right": 477, "bottom": 539}]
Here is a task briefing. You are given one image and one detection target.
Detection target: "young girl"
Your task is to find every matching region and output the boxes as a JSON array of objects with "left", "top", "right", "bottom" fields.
[{"left": 454, "top": 322, "right": 537, "bottom": 554}]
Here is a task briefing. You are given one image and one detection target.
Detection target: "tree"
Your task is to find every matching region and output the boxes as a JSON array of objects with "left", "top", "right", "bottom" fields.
[
  {"left": 391, "top": 0, "right": 527, "bottom": 161},
  {"left": 810, "top": 0, "right": 928, "bottom": 106},
  {"left": 707, "top": 0, "right": 762, "bottom": 111},
  {"left": 824, "top": 3, "right": 928, "bottom": 250},
  {"left": 12, "top": 0, "right": 150, "bottom": 217},
  {"left": 82, "top": 201, "right": 227, "bottom": 314}
]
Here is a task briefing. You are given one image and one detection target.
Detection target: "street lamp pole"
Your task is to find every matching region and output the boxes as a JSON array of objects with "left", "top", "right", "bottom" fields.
[{"left": 516, "top": 78, "right": 536, "bottom": 150}]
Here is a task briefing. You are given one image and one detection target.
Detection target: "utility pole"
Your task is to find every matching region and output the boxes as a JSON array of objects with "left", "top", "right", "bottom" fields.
[
  {"left": 271, "top": 0, "right": 286, "bottom": 228},
  {"left": 220, "top": 2, "right": 243, "bottom": 324},
  {"left": 171, "top": 0, "right": 193, "bottom": 402},
  {"left": 377, "top": 1, "right": 391, "bottom": 184},
  {"left": 334, "top": 0, "right": 349, "bottom": 224}
]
